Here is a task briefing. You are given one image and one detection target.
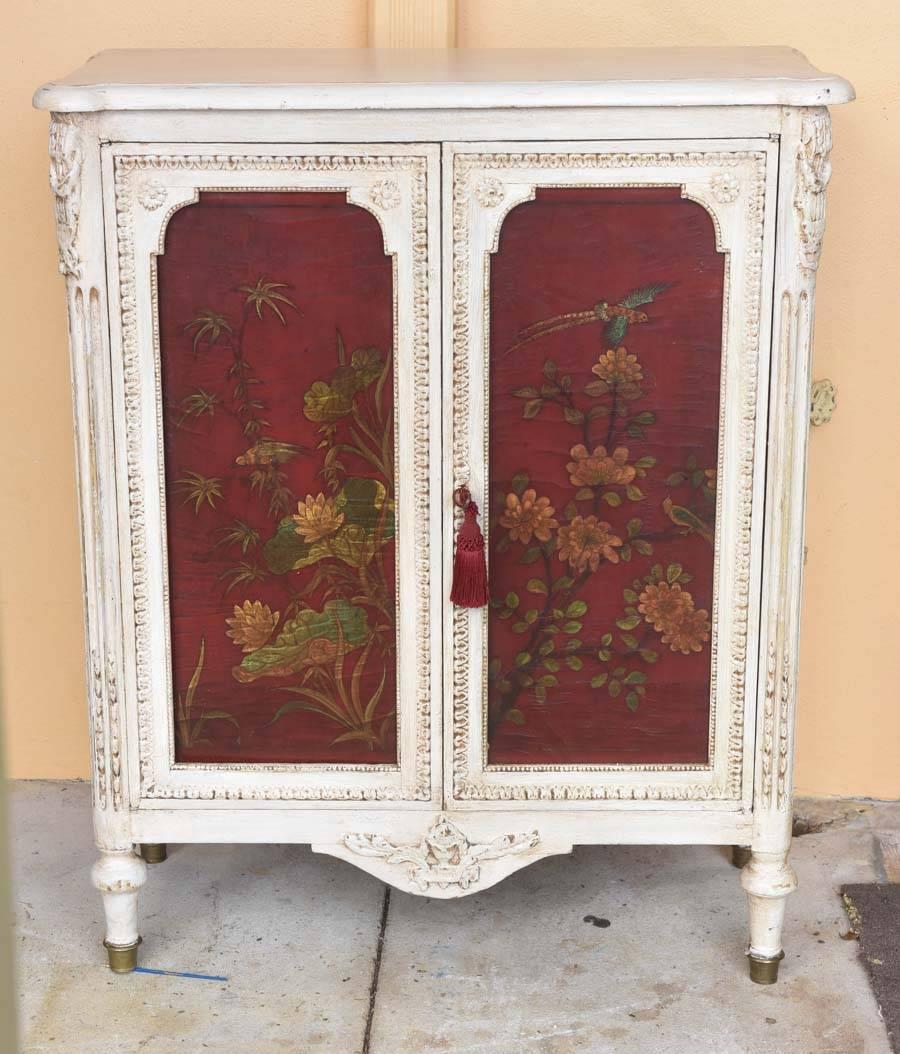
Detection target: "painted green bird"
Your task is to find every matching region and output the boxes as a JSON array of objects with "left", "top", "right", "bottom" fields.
[
  {"left": 505, "top": 283, "right": 669, "bottom": 355},
  {"left": 662, "top": 497, "right": 715, "bottom": 545}
]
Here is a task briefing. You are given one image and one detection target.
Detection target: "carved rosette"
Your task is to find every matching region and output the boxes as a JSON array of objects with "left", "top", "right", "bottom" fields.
[
  {"left": 344, "top": 815, "right": 539, "bottom": 892},
  {"left": 795, "top": 109, "right": 832, "bottom": 272},
  {"left": 710, "top": 172, "right": 740, "bottom": 204},
  {"left": 369, "top": 177, "right": 401, "bottom": 210},
  {"left": 473, "top": 176, "right": 504, "bottom": 208},
  {"left": 135, "top": 176, "right": 167, "bottom": 211},
  {"left": 48, "top": 115, "right": 83, "bottom": 278}
]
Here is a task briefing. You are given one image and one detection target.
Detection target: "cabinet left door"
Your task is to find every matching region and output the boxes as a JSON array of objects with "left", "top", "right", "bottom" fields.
[{"left": 102, "top": 144, "right": 441, "bottom": 805}]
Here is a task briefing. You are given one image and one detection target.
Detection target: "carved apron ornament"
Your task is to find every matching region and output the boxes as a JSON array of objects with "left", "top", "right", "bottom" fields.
[{"left": 344, "top": 815, "right": 539, "bottom": 892}]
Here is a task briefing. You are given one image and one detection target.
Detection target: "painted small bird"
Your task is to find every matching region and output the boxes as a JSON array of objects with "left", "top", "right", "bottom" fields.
[
  {"left": 235, "top": 438, "right": 308, "bottom": 467},
  {"left": 505, "top": 283, "right": 669, "bottom": 355},
  {"left": 662, "top": 497, "right": 715, "bottom": 546}
]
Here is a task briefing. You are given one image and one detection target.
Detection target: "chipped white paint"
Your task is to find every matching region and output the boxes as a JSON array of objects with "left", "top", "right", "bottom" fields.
[{"left": 34, "top": 49, "right": 851, "bottom": 977}]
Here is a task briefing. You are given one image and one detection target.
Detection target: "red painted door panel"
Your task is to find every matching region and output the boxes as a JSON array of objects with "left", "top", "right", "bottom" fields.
[
  {"left": 487, "top": 187, "right": 723, "bottom": 766},
  {"left": 157, "top": 191, "right": 397, "bottom": 765}
]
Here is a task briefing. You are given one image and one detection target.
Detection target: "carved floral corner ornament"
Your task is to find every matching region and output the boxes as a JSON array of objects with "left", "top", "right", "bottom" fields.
[
  {"left": 48, "top": 115, "right": 83, "bottom": 279},
  {"left": 795, "top": 109, "right": 833, "bottom": 273},
  {"left": 344, "top": 815, "right": 540, "bottom": 892}
]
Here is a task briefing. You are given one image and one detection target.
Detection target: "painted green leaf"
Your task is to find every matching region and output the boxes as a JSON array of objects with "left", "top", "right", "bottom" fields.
[
  {"left": 506, "top": 708, "right": 526, "bottom": 725},
  {"left": 591, "top": 673, "right": 608, "bottom": 688},
  {"left": 626, "top": 691, "right": 640, "bottom": 712},
  {"left": 527, "top": 578, "right": 549, "bottom": 595},
  {"left": 523, "top": 399, "right": 543, "bottom": 419},
  {"left": 616, "top": 615, "right": 641, "bottom": 631},
  {"left": 624, "top": 671, "right": 647, "bottom": 685},
  {"left": 262, "top": 477, "right": 393, "bottom": 574},
  {"left": 232, "top": 598, "right": 369, "bottom": 683},
  {"left": 511, "top": 471, "right": 530, "bottom": 496}
]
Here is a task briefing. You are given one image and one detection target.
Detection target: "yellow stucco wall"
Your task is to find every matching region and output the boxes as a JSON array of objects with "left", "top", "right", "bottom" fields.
[{"left": 2, "top": 1, "right": 897, "bottom": 797}]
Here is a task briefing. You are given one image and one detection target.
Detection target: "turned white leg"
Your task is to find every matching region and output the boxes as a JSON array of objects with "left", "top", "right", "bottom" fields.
[
  {"left": 91, "top": 850, "right": 148, "bottom": 973},
  {"left": 740, "top": 851, "right": 797, "bottom": 984}
]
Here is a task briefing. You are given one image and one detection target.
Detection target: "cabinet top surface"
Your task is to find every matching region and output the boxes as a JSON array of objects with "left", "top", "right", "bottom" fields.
[{"left": 34, "top": 47, "right": 854, "bottom": 112}]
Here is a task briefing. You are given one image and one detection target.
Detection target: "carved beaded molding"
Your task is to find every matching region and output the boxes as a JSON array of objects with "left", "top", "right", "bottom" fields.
[
  {"left": 344, "top": 814, "right": 540, "bottom": 892},
  {"left": 450, "top": 150, "right": 767, "bottom": 802},
  {"left": 112, "top": 152, "right": 432, "bottom": 802}
]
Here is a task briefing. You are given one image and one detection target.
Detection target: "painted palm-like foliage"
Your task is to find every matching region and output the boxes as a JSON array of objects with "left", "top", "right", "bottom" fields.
[{"left": 171, "top": 275, "right": 396, "bottom": 752}]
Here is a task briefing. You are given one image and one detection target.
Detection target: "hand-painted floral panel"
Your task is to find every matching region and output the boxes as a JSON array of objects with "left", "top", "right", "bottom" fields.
[
  {"left": 487, "top": 187, "right": 723, "bottom": 766},
  {"left": 157, "top": 192, "right": 397, "bottom": 765}
]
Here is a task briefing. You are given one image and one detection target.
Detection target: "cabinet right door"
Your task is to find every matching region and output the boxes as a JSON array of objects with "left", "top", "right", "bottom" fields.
[{"left": 444, "top": 140, "right": 778, "bottom": 807}]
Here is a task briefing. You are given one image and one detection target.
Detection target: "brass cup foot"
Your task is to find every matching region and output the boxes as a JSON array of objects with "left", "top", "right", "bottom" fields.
[
  {"left": 748, "top": 950, "right": 784, "bottom": 985},
  {"left": 104, "top": 937, "right": 141, "bottom": 974},
  {"left": 732, "top": 845, "right": 752, "bottom": 869},
  {"left": 140, "top": 843, "right": 167, "bottom": 864}
]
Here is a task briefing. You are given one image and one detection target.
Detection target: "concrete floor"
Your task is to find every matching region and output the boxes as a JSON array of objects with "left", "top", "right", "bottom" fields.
[{"left": 10, "top": 782, "right": 897, "bottom": 1054}]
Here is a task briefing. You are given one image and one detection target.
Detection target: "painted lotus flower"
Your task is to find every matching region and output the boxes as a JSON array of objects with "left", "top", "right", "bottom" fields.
[
  {"left": 293, "top": 493, "right": 345, "bottom": 542},
  {"left": 557, "top": 515, "right": 622, "bottom": 571},
  {"left": 566, "top": 444, "right": 636, "bottom": 488},
  {"left": 499, "top": 489, "right": 559, "bottom": 544},
  {"left": 225, "top": 600, "right": 280, "bottom": 653}
]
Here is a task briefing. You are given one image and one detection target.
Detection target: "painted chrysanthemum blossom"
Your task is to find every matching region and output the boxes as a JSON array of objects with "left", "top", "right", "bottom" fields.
[
  {"left": 638, "top": 581, "right": 711, "bottom": 654},
  {"left": 556, "top": 515, "right": 622, "bottom": 571},
  {"left": 592, "top": 346, "right": 644, "bottom": 385},
  {"left": 662, "top": 608, "right": 711, "bottom": 654},
  {"left": 499, "top": 488, "right": 559, "bottom": 544},
  {"left": 225, "top": 600, "right": 280, "bottom": 653},
  {"left": 293, "top": 493, "right": 345, "bottom": 542},
  {"left": 566, "top": 444, "right": 636, "bottom": 488}
]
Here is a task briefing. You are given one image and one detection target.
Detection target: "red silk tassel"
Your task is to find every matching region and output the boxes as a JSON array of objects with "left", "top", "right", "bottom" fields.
[{"left": 450, "top": 487, "right": 490, "bottom": 608}]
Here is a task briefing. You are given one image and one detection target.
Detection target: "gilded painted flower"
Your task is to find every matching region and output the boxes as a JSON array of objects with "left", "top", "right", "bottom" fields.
[
  {"left": 293, "top": 493, "right": 345, "bottom": 542},
  {"left": 662, "top": 608, "right": 712, "bottom": 654},
  {"left": 566, "top": 444, "right": 636, "bottom": 488},
  {"left": 499, "top": 488, "right": 559, "bottom": 544},
  {"left": 637, "top": 581, "right": 694, "bottom": 632},
  {"left": 638, "top": 582, "right": 711, "bottom": 655},
  {"left": 704, "top": 468, "right": 717, "bottom": 491},
  {"left": 592, "top": 346, "right": 644, "bottom": 385},
  {"left": 556, "top": 515, "right": 622, "bottom": 571},
  {"left": 306, "top": 637, "right": 339, "bottom": 666},
  {"left": 225, "top": 600, "right": 279, "bottom": 653}
]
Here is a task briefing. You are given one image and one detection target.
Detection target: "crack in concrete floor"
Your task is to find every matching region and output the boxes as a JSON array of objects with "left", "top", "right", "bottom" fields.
[{"left": 10, "top": 783, "right": 897, "bottom": 1054}]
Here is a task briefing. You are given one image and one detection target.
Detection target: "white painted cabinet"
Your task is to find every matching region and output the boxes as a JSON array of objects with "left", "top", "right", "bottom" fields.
[{"left": 35, "top": 47, "right": 852, "bottom": 982}]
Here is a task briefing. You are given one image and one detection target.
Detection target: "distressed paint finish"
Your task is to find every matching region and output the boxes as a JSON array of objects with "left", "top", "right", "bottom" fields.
[{"left": 36, "top": 52, "right": 849, "bottom": 979}]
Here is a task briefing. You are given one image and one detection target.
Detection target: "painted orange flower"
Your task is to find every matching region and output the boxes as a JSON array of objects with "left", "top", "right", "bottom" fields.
[
  {"left": 566, "top": 444, "right": 636, "bottom": 488},
  {"left": 499, "top": 489, "right": 559, "bottom": 544},
  {"left": 225, "top": 600, "right": 279, "bottom": 653},
  {"left": 662, "top": 608, "right": 712, "bottom": 654},
  {"left": 638, "top": 581, "right": 711, "bottom": 654},
  {"left": 592, "top": 346, "right": 643, "bottom": 385},
  {"left": 293, "top": 493, "right": 345, "bottom": 543},
  {"left": 556, "top": 515, "right": 622, "bottom": 571}
]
